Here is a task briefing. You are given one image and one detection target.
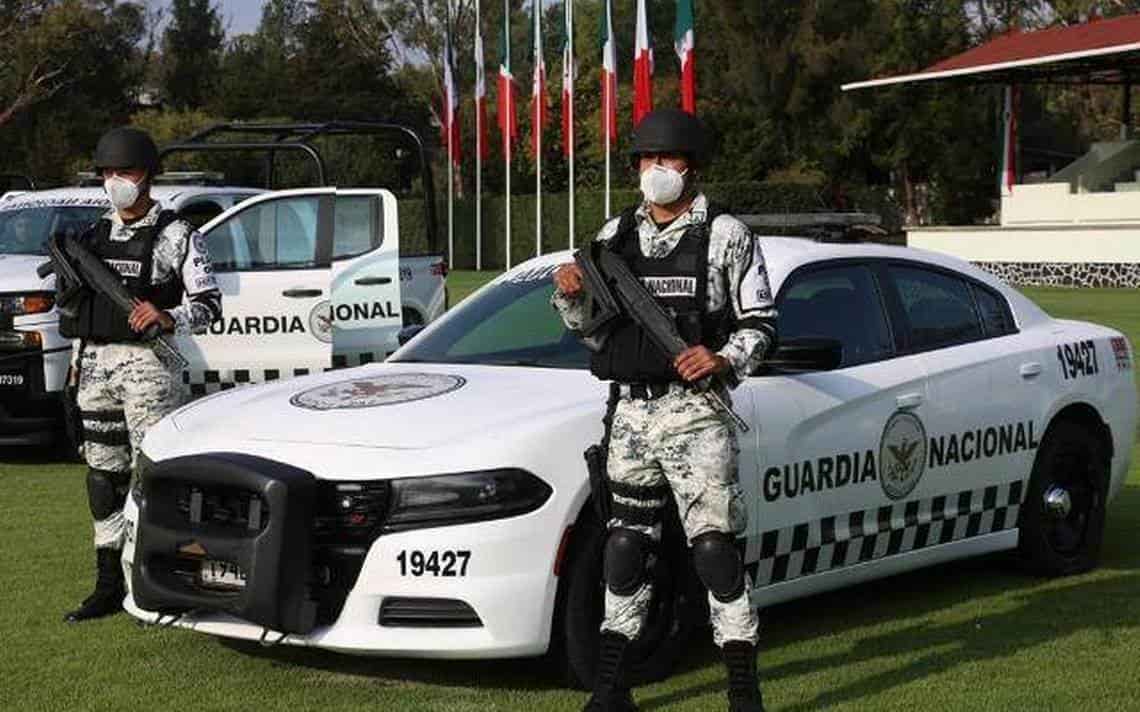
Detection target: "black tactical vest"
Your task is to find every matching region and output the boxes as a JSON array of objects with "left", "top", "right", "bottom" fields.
[
  {"left": 589, "top": 203, "right": 732, "bottom": 384},
  {"left": 59, "top": 210, "right": 185, "bottom": 343}
]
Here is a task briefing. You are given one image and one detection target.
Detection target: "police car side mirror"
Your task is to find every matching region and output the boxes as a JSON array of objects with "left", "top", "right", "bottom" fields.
[
  {"left": 765, "top": 337, "right": 843, "bottom": 373},
  {"left": 397, "top": 324, "right": 426, "bottom": 346}
]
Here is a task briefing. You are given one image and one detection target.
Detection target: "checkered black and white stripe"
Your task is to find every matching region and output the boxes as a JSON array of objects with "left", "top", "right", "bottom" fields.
[
  {"left": 182, "top": 352, "right": 392, "bottom": 396},
  {"left": 744, "top": 481, "right": 1025, "bottom": 587}
]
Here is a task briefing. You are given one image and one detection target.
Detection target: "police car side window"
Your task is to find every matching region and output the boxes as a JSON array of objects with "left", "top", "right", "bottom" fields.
[
  {"left": 207, "top": 196, "right": 319, "bottom": 271},
  {"left": 972, "top": 284, "right": 1016, "bottom": 337},
  {"left": 332, "top": 195, "right": 380, "bottom": 260},
  {"left": 888, "top": 265, "right": 983, "bottom": 350},
  {"left": 778, "top": 264, "right": 893, "bottom": 367}
]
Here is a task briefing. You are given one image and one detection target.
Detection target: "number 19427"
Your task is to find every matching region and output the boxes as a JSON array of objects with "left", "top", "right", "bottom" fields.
[
  {"left": 1057, "top": 340, "right": 1099, "bottom": 380},
  {"left": 397, "top": 549, "right": 471, "bottom": 577}
]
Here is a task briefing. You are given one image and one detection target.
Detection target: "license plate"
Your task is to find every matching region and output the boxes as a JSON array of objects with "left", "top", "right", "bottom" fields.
[
  {"left": 0, "top": 373, "right": 24, "bottom": 387},
  {"left": 198, "top": 559, "right": 247, "bottom": 590}
]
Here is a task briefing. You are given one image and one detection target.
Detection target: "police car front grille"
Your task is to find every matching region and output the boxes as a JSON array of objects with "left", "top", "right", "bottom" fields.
[
  {"left": 378, "top": 597, "right": 482, "bottom": 628},
  {"left": 175, "top": 484, "right": 268, "bottom": 532}
]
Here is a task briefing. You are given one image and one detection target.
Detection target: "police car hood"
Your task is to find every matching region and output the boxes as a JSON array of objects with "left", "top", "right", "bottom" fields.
[
  {"left": 0, "top": 253, "right": 52, "bottom": 292},
  {"left": 169, "top": 362, "right": 606, "bottom": 449}
]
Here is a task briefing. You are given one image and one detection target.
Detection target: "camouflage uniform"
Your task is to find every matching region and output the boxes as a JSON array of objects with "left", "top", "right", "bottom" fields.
[
  {"left": 76, "top": 202, "right": 221, "bottom": 551},
  {"left": 553, "top": 194, "right": 776, "bottom": 648}
]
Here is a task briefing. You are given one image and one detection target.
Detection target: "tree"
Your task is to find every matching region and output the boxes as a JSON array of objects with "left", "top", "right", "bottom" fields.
[
  {"left": 160, "top": 0, "right": 224, "bottom": 110},
  {"left": 1, "top": 1, "right": 146, "bottom": 182}
]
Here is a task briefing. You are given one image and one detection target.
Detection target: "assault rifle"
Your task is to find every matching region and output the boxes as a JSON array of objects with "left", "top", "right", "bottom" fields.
[
  {"left": 37, "top": 234, "right": 188, "bottom": 368},
  {"left": 574, "top": 244, "right": 750, "bottom": 433}
]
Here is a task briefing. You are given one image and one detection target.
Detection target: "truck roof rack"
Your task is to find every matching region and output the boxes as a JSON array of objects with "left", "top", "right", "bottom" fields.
[{"left": 158, "top": 121, "right": 439, "bottom": 251}]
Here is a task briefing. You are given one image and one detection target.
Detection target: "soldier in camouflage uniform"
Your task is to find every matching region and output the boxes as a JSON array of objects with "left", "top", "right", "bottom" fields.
[
  {"left": 62, "top": 127, "right": 221, "bottom": 623},
  {"left": 553, "top": 109, "right": 777, "bottom": 712}
]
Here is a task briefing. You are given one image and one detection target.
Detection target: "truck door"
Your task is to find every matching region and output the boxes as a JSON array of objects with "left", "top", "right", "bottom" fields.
[
  {"left": 179, "top": 189, "right": 333, "bottom": 395},
  {"left": 328, "top": 189, "right": 402, "bottom": 367}
]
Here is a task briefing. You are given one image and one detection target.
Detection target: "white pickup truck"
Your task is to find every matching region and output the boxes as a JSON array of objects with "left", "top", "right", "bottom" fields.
[{"left": 0, "top": 183, "right": 446, "bottom": 445}]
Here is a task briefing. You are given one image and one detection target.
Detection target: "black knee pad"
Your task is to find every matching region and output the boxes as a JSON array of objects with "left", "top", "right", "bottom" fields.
[
  {"left": 87, "top": 468, "right": 130, "bottom": 520},
  {"left": 604, "top": 528, "right": 652, "bottom": 596},
  {"left": 691, "top": 532, "right": 745, "bottom": 603}
]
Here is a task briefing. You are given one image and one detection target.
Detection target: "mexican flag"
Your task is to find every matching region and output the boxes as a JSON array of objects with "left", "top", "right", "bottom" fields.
[
  {"left": 633, "top": 0, "right": 653, "bottom": 126},
  {"left": 498, "top": 3, "right": 518, "bottom": 159},
  {"left": 441, "top": 7, "right": 460, "bottom": 166},
  {"left": 475, "top": 11, "right": 489, "bottom": 161},
  {"left": 530, "top": 0, "right": 549, "bottom": 158},
  {"left": 561, "top": 0, "right": 575, "bottom": 158},
  {"left": 599, "top": 0, "right": 617, "bottom": 146},
  {"left": 1000, "top": 84, "right": 1018, "bottom": 196},
  {"left": 675, "top": 0, "right": 696, "bottom": 114}
]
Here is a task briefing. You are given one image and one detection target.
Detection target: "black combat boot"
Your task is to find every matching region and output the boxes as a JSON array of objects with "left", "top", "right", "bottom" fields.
[
  {"left": 64, "top": 547, "right": 125, "bottom": 623},
  {"left": 582, "top": 632, "right": 638, "bottom": 712},
  {"left": 723, "top": 640, "right": 765, "bottom": 712}
]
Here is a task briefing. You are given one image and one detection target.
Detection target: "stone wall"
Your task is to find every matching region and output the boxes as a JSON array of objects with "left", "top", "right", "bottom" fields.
[{"left": 973, "top": 261, "right": 1140, "bottom": 288}]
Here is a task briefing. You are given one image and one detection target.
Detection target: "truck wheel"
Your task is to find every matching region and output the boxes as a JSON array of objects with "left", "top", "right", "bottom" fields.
[
  {"left": 556, "top": 505, "right": 703, "bottom": 690},
  {"left": 1018, "top": 420, "right": 1109, "bottom": 576}
]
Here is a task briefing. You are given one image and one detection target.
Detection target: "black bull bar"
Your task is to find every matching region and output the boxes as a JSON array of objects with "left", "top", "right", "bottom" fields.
[{"left": 132, "top": 453, "right": 319, "bottom": 635}]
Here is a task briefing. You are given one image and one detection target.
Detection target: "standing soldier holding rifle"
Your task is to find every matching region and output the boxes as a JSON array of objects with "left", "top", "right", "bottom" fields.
[
  {"left": 57, "top": 127, "right": 222, "bottom": 623},
  {"left": 552, "top": 109, "right": 776, "bottom": 712}
]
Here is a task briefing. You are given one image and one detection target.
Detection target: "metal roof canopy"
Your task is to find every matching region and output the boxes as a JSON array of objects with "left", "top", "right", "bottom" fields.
[
  {"left": 159, "top": 121, "right": 439, "bottom": 251},
  {"left": 842, "top": 13, "right": 1140, "bottom": 90}
]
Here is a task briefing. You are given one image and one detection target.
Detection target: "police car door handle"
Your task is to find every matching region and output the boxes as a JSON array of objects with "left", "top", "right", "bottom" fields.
[
  {"left": 896, "top": 392, "right": 924, "bottom": 410},
  {"left": 354, "top": 276, "right": 392, "bottom": 286},
  {"left": 1020, "top": 361, "right": 1043, "bottom": 378},
  {"left": 282, "top": 288, "right": 322, "bottom": 298}
]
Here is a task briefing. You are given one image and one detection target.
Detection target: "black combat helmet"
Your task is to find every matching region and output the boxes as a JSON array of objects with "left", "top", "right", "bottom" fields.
[
  {"left": 93, "top": 127, "right": 161, "bottom": 176},
  {"left": 629, "top": 108, "right": 711, "bottom": 168}
]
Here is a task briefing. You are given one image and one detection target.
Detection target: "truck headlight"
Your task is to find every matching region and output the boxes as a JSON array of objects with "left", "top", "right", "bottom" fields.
[
  {"left": 384, "top": 468, "right": 552, "bottom": 532},
  {"left": 0, "top": 292, "right": 54, "bottom": 316}
]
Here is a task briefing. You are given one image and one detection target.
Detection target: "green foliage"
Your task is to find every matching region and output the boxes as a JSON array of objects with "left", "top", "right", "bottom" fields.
[
  {"left": 161, "top": 0, "right": 224, "bottom": 110},
  {"left": 0, "top": 1, "right": 146, "bottom": 184}
]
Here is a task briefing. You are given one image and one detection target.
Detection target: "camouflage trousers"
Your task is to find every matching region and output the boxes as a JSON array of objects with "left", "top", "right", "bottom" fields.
[
  {"left": 602, "top": 384, "right": 760, "bottom": 647},
  {"left": 77, "top": 342, "right": 184, "bottom": 550}
]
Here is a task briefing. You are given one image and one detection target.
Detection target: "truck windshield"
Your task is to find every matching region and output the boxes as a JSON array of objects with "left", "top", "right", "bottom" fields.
[
  {"left": 391, "top": 268, "right": 591, "bottom": 369},
  {"left": 0, "top": 205, "right": 106, "bottom": 255}
]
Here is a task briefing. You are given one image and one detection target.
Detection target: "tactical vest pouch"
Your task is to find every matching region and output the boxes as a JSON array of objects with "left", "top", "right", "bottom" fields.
[{"left": 132, "top": 453, "right": 319, "bottom": 635}]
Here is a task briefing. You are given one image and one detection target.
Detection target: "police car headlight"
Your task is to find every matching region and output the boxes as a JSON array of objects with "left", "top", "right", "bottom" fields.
[
  {"left": 0, "top": 292, "right": 54, "bottom": 316},
  {"left": 384, "top": 469, "right": 552, "bottom": 532}
]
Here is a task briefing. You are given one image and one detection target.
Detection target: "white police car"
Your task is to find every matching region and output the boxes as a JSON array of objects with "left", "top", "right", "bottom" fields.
[
  {"left": 121, "top": 238, "right": 1135, "bottom": 687},
  {"left": 0, "top": 185, "right": 447, "bottom": 445}
]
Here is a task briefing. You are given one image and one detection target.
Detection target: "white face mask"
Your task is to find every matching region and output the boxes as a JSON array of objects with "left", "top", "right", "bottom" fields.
[
  {"left": 639, "top": 163, "right": 688, "bottom": 205},
  {"left": 104, "top": 174, "right": 142, "bottom": 211}
]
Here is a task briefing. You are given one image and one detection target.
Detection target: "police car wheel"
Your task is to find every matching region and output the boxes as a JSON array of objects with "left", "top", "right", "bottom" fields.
[
  {"left": 555, "top": 502, "right": 703, "bottom": 690},
  {"left": 1018, "top": 420, "right": 1108, "bottom": 577}
]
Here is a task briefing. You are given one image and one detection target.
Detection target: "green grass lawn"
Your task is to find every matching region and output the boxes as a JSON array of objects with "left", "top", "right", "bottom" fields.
[{"left": 2, "top": 284, "right": 1139, "bottom": 711}]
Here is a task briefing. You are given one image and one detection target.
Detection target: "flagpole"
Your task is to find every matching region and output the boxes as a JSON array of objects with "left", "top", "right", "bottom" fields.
[
  {"left": 535, "top": 1, "right": 543, "bottom": 259},
  {"left": 567, "top": 0, "right": 575, "bottom": 250},
  {"left": 505, "top": 0, "right": 512, "bottom": 271},
  {"left": 604, "top": 82, "right": 611, "bottom": 220},
  {"left": 475, "top": 0, "right": 483, "bottom": 271},
  {"left": 447, "top": 0, "right": 454, "bottom": 270}
]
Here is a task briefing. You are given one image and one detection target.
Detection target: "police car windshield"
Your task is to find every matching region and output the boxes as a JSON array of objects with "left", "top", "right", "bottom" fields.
[
  {"left": 0, "top": 205, "right": 105, "bottom": 255},
  {"left": 392, "top": 267, "right": 591, "bottom": 369}
]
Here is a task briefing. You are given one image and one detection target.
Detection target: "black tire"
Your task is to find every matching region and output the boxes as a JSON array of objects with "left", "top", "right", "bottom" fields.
[
  {"left": 1018, "top": 419, "right": 1109, "bottom": 576},
  {"left": 554, "top": 504, "right": 705, "bottom": 690}
]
